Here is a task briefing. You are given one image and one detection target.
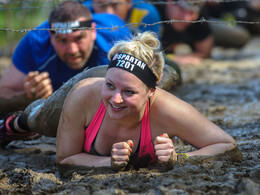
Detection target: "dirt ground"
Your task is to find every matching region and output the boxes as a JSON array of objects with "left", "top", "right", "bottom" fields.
[{"left": 0, "top": 37, "right": 260, "bottom": 195}]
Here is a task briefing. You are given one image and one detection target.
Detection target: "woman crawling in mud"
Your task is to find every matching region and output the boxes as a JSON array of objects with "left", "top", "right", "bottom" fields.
[
  {"left": 1, "top": 32, "right": 241, "bottom": 170},
  {"left": 55, "top": 31, "right": 241, "bottom": 170}
]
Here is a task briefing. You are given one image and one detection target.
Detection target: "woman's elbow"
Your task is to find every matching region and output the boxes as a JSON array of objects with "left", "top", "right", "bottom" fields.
[
  {"left": 222, "top": 138, "right": 242, "bottom": 162},
  {"left": 56, "top": 155, "right": 67, "bottom": 165},
  {"left": 226, "top": 143, "right": 242, "bottom": 162},
  {"left": 228, "top": 138, "right": 238, "bottom": 149},
  {"left": 227, "top": 142, "right": 237, "bottom": 152}
]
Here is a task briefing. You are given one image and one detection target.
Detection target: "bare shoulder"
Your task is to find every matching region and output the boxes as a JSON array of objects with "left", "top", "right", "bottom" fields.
[
  {"left": 150, "top": 88, "right": 194, "bottom": 126},
  {"left": 150, "top": 88, "right": 186, "bottom": 111},
  {"left": 65, "top": 77, "right": 104, "bottom": 109}
]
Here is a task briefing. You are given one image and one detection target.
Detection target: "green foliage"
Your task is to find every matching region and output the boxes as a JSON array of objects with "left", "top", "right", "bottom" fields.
[{"left": 0, "top": 0, "right": 57, "bottom": 48}]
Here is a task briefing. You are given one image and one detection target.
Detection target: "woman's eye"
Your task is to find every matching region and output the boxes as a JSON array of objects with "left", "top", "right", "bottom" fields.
[
  {"left": 106, "top": 82, "right": 114, "bottom": 89},
  {"left": 125, "top": 90, "right": 134, "bottom": 95}
]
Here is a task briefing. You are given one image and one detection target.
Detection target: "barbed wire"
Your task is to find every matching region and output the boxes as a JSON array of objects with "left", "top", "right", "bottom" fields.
[
  {"left": 0, "top": 0, "right": 258, "bottom": 33},
  {"left": 0, "top": 0, "right": 252, "bottom": 11},
  {"left": 0, "top": 18, "right": 259, "bottom": 34}
]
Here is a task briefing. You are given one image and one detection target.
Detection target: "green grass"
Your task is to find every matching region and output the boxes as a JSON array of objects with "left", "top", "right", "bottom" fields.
[{"left": 0, "top": 1, "right": 56, "bottom": 48}]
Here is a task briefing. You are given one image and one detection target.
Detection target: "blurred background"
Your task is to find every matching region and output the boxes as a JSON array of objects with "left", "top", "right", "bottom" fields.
[{"left": 0, "top": 0, "right": 56, "bottom": 55}]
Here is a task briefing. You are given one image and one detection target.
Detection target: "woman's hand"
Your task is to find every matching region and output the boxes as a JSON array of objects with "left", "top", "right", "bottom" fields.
[
  {"left": 111, "top": 140, "right": 133, "bottom": 171},
  {"left": 154, "top": 133, "right": 177, "bottom": 169}
]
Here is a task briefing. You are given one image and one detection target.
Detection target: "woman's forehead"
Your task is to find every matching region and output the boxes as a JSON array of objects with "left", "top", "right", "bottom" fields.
[{"left": 106, "top": 68, "right": 145, "bottom": 87}]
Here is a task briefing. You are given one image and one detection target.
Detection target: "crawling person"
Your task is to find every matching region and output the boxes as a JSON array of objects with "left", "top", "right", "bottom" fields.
[
  {"left": 55, "top": 31, "right": 241, "bottom": 169},
  {"left": 0, "top": 32, "right": 241, "bottom": 170}
]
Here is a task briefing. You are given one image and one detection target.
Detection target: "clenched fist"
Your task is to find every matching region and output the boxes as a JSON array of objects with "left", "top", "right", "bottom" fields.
[
  {"left": 24, "top": 71, "right": 53, "bottom": 99},
  {"left": 154, "top": 133, "right": 177, "bottom": 169},
  {"left": 111, "top": 140, "right": 133, "bottom": 171}
]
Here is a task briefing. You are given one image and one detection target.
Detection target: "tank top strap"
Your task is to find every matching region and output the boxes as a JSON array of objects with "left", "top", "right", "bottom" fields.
[
  {"left": 84, "top": 101, "right": 106, "bottom": 152},
  {"left": 139, "top": 99, "right": 157, "bottom": 163}
]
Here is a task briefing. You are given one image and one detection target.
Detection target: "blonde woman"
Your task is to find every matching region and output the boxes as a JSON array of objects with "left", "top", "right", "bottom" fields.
[{"left": 55, "top": 31, "right": 241, "bottom": 170}]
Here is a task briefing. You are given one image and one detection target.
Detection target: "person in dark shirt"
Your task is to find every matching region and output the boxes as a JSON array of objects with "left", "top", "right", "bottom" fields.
[
  {"left": 83, "top": 0, "right": 161, "bottom": 36},
  {"left": 156, "top": 0, "right": 214, "bottom": 66}
]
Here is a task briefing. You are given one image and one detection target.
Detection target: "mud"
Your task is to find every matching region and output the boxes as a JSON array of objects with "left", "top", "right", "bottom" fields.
[{"left": 0, "top": 37, "right": 260, "bottom": 194}]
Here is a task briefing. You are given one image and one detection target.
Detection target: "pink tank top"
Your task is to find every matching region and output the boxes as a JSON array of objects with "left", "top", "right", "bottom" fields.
[{"left": 84, "top": 100, "right": 157, "bottom": 164}]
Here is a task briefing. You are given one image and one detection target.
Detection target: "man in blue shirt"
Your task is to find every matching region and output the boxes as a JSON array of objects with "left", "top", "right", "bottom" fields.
[{"left": 0, "top": 1, "right": 131, "bottom": 114}]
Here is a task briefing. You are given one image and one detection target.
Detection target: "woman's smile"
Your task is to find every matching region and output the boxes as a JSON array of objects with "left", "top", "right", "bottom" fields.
[{"left": 109, "top": 102, "right": 127, "bottom": 111}]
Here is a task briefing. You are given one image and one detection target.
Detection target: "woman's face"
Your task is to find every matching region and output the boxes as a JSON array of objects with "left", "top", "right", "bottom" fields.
[{"left": 101, "top": 68, "right": 151, "bottom": 120}]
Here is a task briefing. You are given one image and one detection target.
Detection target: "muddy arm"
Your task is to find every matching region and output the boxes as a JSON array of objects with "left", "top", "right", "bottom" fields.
[
  {"left": 162, "top": 146, "right": 243, "bottom": 170},
  {"left": 188, "top": 146, "right": 243, "bottom": 164}
]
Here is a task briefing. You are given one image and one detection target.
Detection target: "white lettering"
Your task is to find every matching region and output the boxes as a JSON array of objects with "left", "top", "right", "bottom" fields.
[
  {"left": 125, "top": 55, "right": 130, "bottom": 61},
  {"left": 136, "top": 61, "right": 142, "bottom": 67},
  {"left": 125, "top": 62, "right": 130, "bottom": 69},
  {"left": 141, "top": 62, "right": 146, "bottom": 69},
  {"left": 121, "top": 54, "right": 126, "bottom": 59},
  {"left": 119, "top": 60, "right": 125, "bottom": 67},
  {"left": 115, "top": 60, "right": 121, "bottom": 67},
  {"left": 130, "top": 64, "right": 135, "bottom": 71},
  {"left": 129, "top": 56, "right": 134, "bottom": 63}
]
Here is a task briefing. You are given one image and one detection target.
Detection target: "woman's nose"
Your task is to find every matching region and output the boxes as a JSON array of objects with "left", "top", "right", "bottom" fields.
[{"left": 112, "top": 92, "right": 123, "bottom": 103}]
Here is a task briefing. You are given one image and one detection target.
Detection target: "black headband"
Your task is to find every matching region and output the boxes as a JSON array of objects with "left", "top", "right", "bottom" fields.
[
  {"left": 107, "top": 53, "right": 157, "bottom": 89},
  {"left": 50, "top": 20, "right": 92, "bottom": 34}
]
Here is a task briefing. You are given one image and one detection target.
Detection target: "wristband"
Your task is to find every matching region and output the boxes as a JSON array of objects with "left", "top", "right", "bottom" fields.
[
  {"left": 177, "top": 153, "right": 189, "bottom": 166},
  {"left": 177, "top": 153, "right": 189, "bottom": 159}
]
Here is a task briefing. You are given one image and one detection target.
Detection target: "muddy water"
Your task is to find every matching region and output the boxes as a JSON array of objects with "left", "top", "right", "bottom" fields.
[{"left": 0, "top": 38, "right": 260, "bottom": 194}]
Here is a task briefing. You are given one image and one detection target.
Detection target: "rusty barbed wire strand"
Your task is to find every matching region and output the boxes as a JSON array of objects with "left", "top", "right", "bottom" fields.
[
  {"left": 0, "top": 0, "right": 258, "bottom": 33},
  {"left": 0, "top": 18, "right": 259, "bottom": 33}
]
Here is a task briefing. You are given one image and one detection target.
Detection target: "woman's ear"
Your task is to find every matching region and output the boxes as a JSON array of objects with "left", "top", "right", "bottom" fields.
[{"left": 148, "top": 88, "right": 156, "bottom": 98}]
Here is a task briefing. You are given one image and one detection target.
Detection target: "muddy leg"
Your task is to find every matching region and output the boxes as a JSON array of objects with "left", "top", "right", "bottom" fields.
[
  {"left": 23, "top": 65, "right": 108, "bottom": 137},
  {"left": 158, "top": 64, "right": 180, "bottom": 91},
  {"left": 23, "top": 64, "right": 179, "bottom": 137}
]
